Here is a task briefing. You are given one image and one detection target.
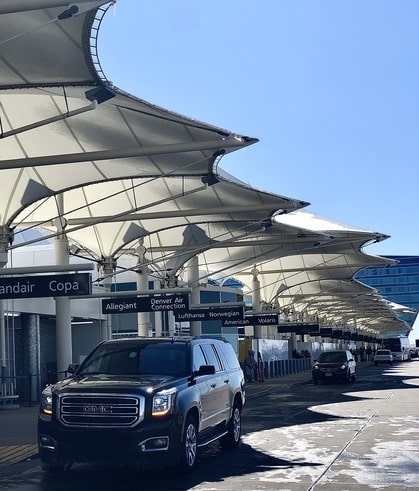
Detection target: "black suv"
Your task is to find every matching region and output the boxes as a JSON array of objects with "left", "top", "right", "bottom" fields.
[
  {"left": 312, "top": 350, "right": 356, "bottom": 384},
  {"left": 38, "top": 337, "right": 245, "bottom": 473}
]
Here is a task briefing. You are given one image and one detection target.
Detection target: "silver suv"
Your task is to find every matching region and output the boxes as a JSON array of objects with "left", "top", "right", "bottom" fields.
[{"left": 374, "top": 349, "right": 393, "bottom": 366}]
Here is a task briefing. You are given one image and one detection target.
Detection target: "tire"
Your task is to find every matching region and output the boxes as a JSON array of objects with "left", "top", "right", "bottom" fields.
[
  {"left": 345, "top": 370, "right": 352, "bottom": 384},
  {"left": 312, "top": 378, "right": 319, "bottom": 385},
  {"left": 221, "top": 402, "right": 241, "bottom": 449},
  {"left": 178, "top": 414, "right": 198, "bottom": 473}
]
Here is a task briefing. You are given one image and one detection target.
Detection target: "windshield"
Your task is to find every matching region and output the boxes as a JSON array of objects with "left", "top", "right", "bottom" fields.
[
  {"left": 78, "top": 343, "right": 189, "bottom": 377},
  {"left": 318, "top": 352, "right": 347, "bottom": 363}
]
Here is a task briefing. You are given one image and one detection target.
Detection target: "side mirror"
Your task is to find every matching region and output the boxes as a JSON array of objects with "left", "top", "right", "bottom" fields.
[
  {"left": 194, "top": 364, "right": 216, "bottom": 377},
  {"left": 67, "top": 363, "right": 79, "bottom": 375}
]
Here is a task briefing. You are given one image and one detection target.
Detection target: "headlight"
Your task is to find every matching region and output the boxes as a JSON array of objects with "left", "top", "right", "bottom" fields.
[
  {"left": 313, "top": 364, "right": 319, "bottom": 370},
  {"left": 340, "top": 364, "right": 347, "bottom": 370},
  {"left": 41, "top": 387, "right": 53, "bottom": 415},
  {"left": 152, "top": 388, "right": 177, "bottom": 416}
]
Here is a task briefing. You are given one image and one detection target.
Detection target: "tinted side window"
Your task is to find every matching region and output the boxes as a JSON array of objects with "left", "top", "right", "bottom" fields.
[
  {"left": 217, "top": 342, "right": 241, "bottom": 370},
  {"left": 192, "top": 345, "right": 207, "bottom": 372},
  {"left": 200, "top": 344, "right": 222, "bottom": 372}
]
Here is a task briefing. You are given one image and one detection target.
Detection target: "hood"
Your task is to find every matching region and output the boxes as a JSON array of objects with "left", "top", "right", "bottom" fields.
[{"left": 51, "top": 373, "right": 181, "bottom": 394}]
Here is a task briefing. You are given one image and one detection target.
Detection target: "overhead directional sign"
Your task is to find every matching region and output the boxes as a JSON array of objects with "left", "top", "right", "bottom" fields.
[
  {"left": 277, "top": 323, "right": 320, "bottom": 335},
  {"left": 0, "top": 273, "right": 92, "bottom": 299},
  {"left": 222, "top": 313, "right": 279, "bottom": 327},
  {"left": 102, "top": 293, "right": 189, "bottom": 314},
  {"left": 174, "top": 307, "right": 244, "bottom": 323}
]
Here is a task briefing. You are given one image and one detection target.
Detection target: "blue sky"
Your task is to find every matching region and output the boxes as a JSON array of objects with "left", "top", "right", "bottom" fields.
[{"left": 98, "top": 0, "right": 418, "bottom": 258}]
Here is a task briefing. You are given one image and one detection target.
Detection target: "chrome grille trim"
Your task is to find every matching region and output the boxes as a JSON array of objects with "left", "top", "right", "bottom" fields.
[{"left": 58, "top": 393, "right": 145, "bottom": 428}]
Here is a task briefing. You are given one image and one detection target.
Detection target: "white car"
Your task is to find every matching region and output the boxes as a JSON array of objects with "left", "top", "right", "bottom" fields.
[{"left": 374, "top": 349, "right": 393, "bottom": 366}]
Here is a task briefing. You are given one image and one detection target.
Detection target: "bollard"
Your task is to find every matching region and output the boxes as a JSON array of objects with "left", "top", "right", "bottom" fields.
[
  {"left": 258, "top": 362, "right": 265, "bottom": 382},
  {"left": 279, "top": 359, "right": 285, "bottom": 376},
  {"left": 263, "top": 362, "right": 268, "bottom": 380}
]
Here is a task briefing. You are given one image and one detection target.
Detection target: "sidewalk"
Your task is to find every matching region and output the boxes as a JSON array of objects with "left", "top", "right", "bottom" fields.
[{"left": 0, "top": 404, "right": 39, "bottom": 468}]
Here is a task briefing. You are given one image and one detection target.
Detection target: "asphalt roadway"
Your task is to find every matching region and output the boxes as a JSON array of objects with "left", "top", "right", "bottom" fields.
[{"left": 0, "top": 360, "right": 418, "bottom": 490}]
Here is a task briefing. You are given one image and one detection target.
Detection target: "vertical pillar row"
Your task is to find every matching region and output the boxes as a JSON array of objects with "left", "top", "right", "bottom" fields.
[
  {"left": 136, "top": 243, "right": 150, "bottom": 337},
  {"left": 251, "top": 266, "right": 262, "bottom": 338},
  {"left": 0, "top": 227, "right": 14, "bottom": 393},
  {"left": 55, "top": 233, "right": 72, "bottom": 377},
  {"left": 189, "top": 256, "right": 200, "bottom": 337},
  {"left": 22, "top": 313, "right": 40, "bottom": 402},
  {"left": 100, "top": 256, "right": 117, "bottom": 340}
]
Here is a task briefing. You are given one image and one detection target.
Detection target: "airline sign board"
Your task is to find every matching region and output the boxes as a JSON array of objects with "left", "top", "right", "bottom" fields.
[
  {"left": 277, "top": 323, "right": 320, "bottom": 335},
  {"left": 0, "top": 273, "right": 92, "bottom": 299},
  {"left": 174, "top": 307, "right": 244, "bottom": 323},
  {"left": 102, "top": 294, "right": 189, "bottom": 314},
  {"left": 222, "top": 313, "right": 279, "bottom": 327}
]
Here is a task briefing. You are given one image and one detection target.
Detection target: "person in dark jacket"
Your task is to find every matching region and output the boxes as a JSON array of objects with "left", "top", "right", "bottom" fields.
[{"left": 244, "top": 350, "right": 257, "bottom": 382}]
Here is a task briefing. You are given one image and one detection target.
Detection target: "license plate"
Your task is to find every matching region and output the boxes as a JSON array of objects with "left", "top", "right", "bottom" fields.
[{"left": 325, "top": 373, "right": 332, "bottom": 377}]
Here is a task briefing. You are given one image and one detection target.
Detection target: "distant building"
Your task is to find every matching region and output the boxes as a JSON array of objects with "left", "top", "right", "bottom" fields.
[{"left": 355, "top": 255, "right": 419, "bottom": 328}]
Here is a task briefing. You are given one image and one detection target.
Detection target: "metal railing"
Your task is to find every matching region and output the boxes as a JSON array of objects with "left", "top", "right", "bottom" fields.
[
  {"left": 0, "top": 370, "right": 60, "bottom": 407},
  {"left": 264, "top": 357, "right": 312, "bottom": 378},
  {"left": 242, "top": 357, "right": 313, "bottom": 382}
]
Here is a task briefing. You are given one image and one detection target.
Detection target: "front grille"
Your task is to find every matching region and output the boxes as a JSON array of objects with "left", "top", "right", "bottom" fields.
[{"left": 59, "top": 393, "right": 145, "bottom": 428}]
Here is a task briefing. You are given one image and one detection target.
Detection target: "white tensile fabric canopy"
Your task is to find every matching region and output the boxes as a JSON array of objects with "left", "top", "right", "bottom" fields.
[{"left": 0, "top": 1, "right": 411, "bottom": 338}]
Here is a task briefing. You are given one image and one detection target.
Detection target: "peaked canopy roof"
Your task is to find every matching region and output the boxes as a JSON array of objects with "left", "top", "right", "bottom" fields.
[
  {"left": 0, "top": 1, "right": 411, "bottom": 337},
  {"left": 0, "top": 1, "right": 273, "bottom": 225},
  {"left": 177, "top": 211, "right": 412, "bottom": 336}
]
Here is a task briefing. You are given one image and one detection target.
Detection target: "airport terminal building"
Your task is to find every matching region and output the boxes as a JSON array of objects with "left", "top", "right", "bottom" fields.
[{"left": 355, "top": 256, "right": 419, "bottom": 328}]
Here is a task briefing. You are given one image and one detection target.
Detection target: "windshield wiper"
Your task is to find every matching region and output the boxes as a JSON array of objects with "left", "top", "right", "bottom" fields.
[{"left": 76, "top": 371, "right": 105, "bottom": 377}]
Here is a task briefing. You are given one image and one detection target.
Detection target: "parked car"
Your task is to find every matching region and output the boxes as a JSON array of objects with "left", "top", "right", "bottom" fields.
[
  {"left": 38, "top": 336, "right": 245, "bottom": 473},
  {"left": 409, "top": 348, "right": 418, "bottom": 359},
  {"left": 312, "top": 350, "right": 356, "bottom": 384},
  {"left": 374, "top": 349, "right": 393, "bottom": 366}
]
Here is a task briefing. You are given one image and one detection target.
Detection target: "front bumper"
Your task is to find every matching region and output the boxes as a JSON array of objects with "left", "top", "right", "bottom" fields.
[
  {"left": 312, "top": 369, "right": 349, "bottom": 382},
  {"left": 38, "top": 412, "right": 183, "bottom": 466}
]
